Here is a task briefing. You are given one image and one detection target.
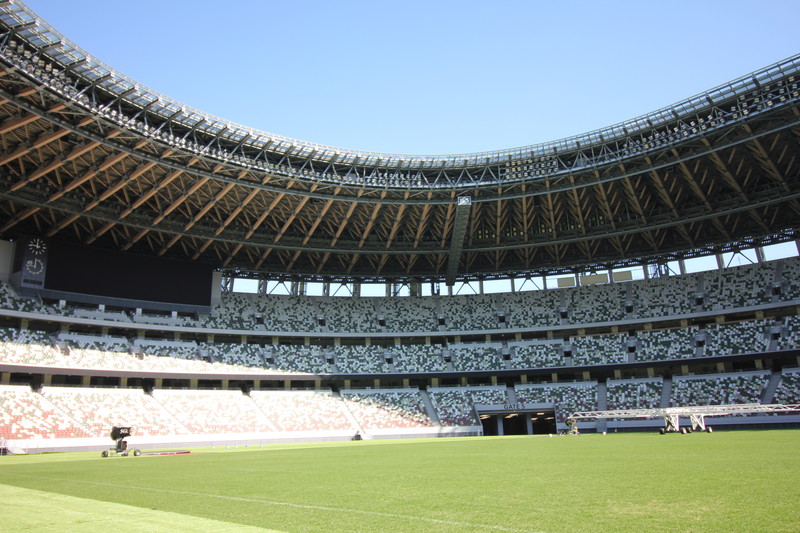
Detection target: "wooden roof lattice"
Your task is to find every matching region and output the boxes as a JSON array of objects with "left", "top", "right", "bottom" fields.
[{"left": 0, "top": 0, "right": 798, "bottom": 283}]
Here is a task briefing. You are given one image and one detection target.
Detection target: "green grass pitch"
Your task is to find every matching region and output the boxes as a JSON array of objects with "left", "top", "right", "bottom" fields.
[{"left": 1, "top": 430, "right": 798, "bottom": 532}]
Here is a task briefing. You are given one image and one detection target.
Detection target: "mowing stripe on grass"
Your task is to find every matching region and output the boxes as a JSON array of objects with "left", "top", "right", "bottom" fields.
[
  {"left": 0, "top": 483, "right": 282, "bottom": 533},
  {"left": 4, "top": 472, "right": 540, "bottom": 533}
]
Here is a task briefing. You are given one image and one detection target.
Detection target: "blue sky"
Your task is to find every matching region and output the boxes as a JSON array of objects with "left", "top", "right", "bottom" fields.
[{"left": 23, "top": 1, "right": 800, "bottom": 155}]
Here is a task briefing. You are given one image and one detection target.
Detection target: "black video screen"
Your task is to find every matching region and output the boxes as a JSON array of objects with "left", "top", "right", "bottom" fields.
[{"left": 44, "top": 241, "right": 212, "bottom": 306}]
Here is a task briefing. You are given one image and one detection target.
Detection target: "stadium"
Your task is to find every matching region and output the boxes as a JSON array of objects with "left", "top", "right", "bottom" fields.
[{"left": 0, "top": 1, "right": 799, "bottom": 530}]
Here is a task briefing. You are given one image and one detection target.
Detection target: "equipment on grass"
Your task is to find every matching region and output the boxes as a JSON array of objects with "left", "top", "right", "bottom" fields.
[
  {"left": 101, "top": 426, "right": 141, "bottom": 457},
  {"left": 562, "top": 417, "right": 579, "bottom": 436},
  {"left": 570, "top": 403, "right": 800, "bottom": 434}
]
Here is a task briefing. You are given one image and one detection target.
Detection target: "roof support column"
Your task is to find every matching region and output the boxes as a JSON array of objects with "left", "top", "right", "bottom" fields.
[{"left": 445, "top": 195, "right": 472, "bottom": 286}]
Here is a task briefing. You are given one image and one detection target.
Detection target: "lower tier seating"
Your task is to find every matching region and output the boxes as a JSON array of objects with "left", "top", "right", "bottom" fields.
[
  {"left": 0, "top": 369, "right": 793, "bottom": 441},
  {"left": 514, "top": 382, "right": 599, "bottom": 422}
]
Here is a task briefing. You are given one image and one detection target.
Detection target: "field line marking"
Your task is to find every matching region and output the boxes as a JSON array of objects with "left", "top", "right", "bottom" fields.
[{"left": 3, "top": 472, "right": 542, "bottom": 533}]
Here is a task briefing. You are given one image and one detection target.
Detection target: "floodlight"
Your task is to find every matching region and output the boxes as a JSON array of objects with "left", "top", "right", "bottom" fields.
[{"left": 101, "top": 426, "right": 141, "bottom": 458}]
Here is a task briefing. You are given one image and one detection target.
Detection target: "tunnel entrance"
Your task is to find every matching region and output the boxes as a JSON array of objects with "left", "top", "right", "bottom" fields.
[{"left": 476, "top": 404, "right": 557, "bottom": 436}]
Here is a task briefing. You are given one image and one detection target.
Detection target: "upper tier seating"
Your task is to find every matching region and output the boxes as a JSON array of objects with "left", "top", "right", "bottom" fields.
[
  {"left": 0, "top": 328, "right": 60, "bottom": 367},
  {"left": 2, "top": 257, "right": 795, "bottom": 338},
  {"left": 265, "top": 344, "right": 329, "bottom": 374},
  {"left": 508, "top": 341, "right": 564, "bottom": 368},
  {"left": 628, "top": 274, "right": 697, "bottom": 318},
  {"left": 636, "top": 326, "right": 699, "bottom": 361},
  {"left": 502, "top": 289, "right": 561, "bottom": 328},
  {"left": 570, "top": 333, "right": 628, "bottom": 365},
  {"left": 440, "top": 293, "right": 500, "bottom": 331},
  {"left": 391, "top": 343, "right": 446, "bottom": 373},
  {"left": 332, "top": 344, "right": 389, "bottom": 374},
  {"left": 782, "top": 258, "right": 800, "bottom": 300},
  {"left": 775, "top": 315, "right": 800, "bottom": 351},
  {"left": 378, "top": 296, "right": 439, "bottom": 333},
  {"left": 449, "top": 343, "right": 505, "bottom": 371},
  {"left": 704, "top": 320, "right": 771, "bottom": 356},
  {"left": 0, "top": 282, "right": 61, "bottom": 315},
  {"left": 565, "top": 282, "right": 626, "bottom": 323},
  {"left": 133, "top": 338, "right": 198, "bottom": 360},
  {"left": 316, "top": 297, "right": 382, "bottom": 333},
  {"left": 703, "top": 261, "right": 776, "bottom": 310},
  {"left": 203, "top": 341, "right": 266, "bottom": 368}
]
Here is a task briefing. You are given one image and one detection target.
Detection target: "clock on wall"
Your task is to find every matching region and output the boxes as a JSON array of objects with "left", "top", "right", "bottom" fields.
[
  {"left": 18, "top": 236, "right": 48, "bottom": 288},
  {"left": 25, "top": 257, "right": 45, "bottom": 275},
  {"left": 27, "top": 238, "right": 47, "bottom": 255}
]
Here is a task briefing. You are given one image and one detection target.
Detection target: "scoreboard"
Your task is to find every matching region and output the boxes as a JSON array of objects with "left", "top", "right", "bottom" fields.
[{"left": 13, "top": 237, "right": 212, "bottom": 308}]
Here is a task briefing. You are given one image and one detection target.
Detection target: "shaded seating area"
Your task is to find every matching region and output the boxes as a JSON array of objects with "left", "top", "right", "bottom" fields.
[
  {"left": 635, "top": 326, "right": 699, "bottom": 361},
  {"left": 449, "top": 344, "right": 505, "bottom": 371},
  {"left": 570, "top": 333, "right": 628, "bottom": 365},
  {"left": 514, "top": 382, "right": 599, "bottom": 422},
  {"left": 670, "top": 371, "right": 769, "bottom": 406},
  {"left": 606, "top": 378, "right": 663, "bottom": 410},
  {"left": 772, "top": 369, "right": 800, "bottom": 404},
  {"left": 428, "top": 386, "right": 508, "bottom": 426},
  {"left": 391, "top": 343, "right": 446, "bottom": 373}
]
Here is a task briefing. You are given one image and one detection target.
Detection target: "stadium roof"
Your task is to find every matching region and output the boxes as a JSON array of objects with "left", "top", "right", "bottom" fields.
[{"left": 0, "top": 0, "right": 798, "bottom": 283}]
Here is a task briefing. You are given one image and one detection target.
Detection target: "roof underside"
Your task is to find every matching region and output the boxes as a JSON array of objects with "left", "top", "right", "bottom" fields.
[{"left": 0, "top": 1, "right": 798, "bottom": 283}]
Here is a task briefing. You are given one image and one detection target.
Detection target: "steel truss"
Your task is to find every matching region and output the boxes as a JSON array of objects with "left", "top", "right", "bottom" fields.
[
  {"left": 0, "top": 1, "right": 799, "bottom": 282},
  {"left": 570, "top": 404, "right": 800, "bottom": 433}
]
